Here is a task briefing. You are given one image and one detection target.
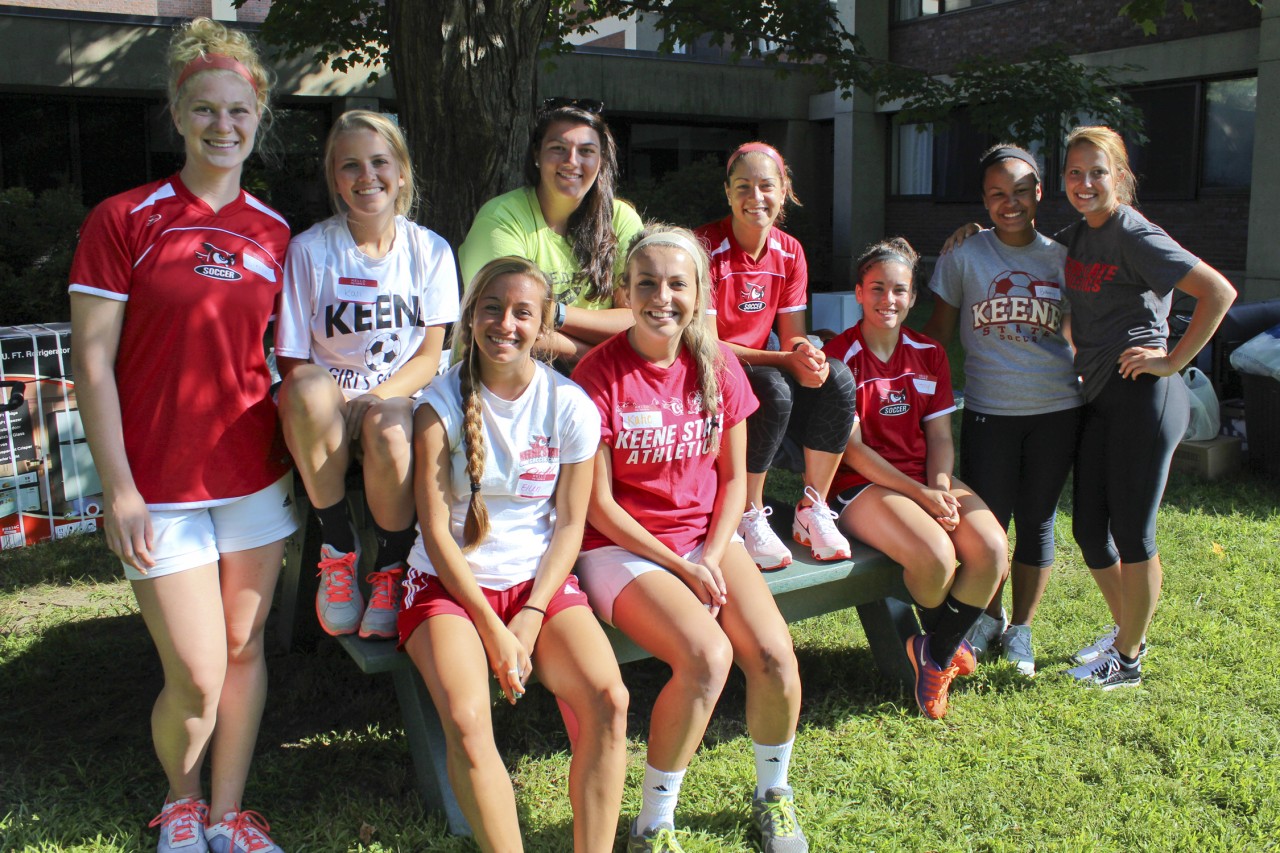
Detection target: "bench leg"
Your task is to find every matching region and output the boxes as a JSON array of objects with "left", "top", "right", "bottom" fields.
[
  {"left": 276, "top": 477, "right": 308, "bottom": 653},
  {"left": 855, "top": 597, "right": 920, "bottom": 687},
  {"left": 391, "top": 666, "right": 473, "bottom": 836}
]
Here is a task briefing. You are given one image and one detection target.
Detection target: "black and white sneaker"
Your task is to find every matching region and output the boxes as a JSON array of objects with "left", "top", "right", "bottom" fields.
[{"left": 1068, "top": 648, "right": 1141, "bottom": 690}]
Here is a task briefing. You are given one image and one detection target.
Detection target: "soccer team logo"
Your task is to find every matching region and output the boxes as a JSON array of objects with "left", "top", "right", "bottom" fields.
[
  {"left": 737, "top": 282, "right": 767, "bottom": 313},
  {"left": 364, "top": 331, "right": 402, "bottom": 371},
  {"left": 194, "top": 241, "right": 242, "bottom": 281}
]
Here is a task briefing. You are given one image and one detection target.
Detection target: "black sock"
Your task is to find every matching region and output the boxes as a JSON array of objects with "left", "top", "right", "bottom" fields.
[
  {"left": 373, "top": 522, "right": 416, "bottom": 570},
  {"left": 917, "top": 603, "right": 944, "bottom": 634},
  {"left": 1116, "top": 649, "right": 1140, "bottom": 668},
  {"left": 928, "top": 595, "right": 984, "bottom": 669},
  {"left": 315, "top": 500, "right": 355, "bottom": 553}
]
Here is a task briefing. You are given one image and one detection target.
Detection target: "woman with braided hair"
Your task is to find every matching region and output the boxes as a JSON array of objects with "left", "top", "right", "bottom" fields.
[{"left": 398, "top": 257, "right": 627, "bottom": 851}]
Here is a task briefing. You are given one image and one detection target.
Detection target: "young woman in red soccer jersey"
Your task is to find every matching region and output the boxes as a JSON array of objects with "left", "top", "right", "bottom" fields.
[
  {"left": 695, "top": 142, "right": 857, "bottom": 572},
  {"left": 275, "top": 110, "right": 459, "bottom": 641},
  {"left": 823, "top": 238, "right": 1008, "bottom": 721},
  {"left": 400, "top": 258, "right": 627, "bottom": 852},
  {"left": 1055, "top": 127, "right": 1235, "bottom": 690},
  {"left": 69, "top": 18, "right": 292, "bottom": 853},
  {"left": 573, "top": 225, "right": 807, "bottom": 852}
]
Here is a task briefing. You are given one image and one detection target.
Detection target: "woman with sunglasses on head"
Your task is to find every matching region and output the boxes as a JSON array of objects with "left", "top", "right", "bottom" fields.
[
  {"left": 399, "top": 257, "right": 627, "bottom": 852},
  {"left": 695, "top": 142, "right": 857, "bottom": 573},
  {"left": 1055, "top": 126, "right": 1235, "bottom": 689},
  {"left": 70, "top": 17, "right": 293, "bottom": 853},
  {"left": 459, "top": 98, "right": 643, "bottom": 363},
  {"left": 921, "top": 145, "right": 1083, "bottom": 677},
  {"left": 275, "top": 110, "right": 458, "bottom": 641}
]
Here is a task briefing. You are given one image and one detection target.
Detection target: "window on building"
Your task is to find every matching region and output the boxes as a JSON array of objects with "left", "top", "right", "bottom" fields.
[
  {"left": 892, "top": 122, "right": 933, "bottom": 195},
  {"left": 1126, "top": 82, "right": 1200, "bottom": 200},
  {"left": 894, "top": 0, "right": 976, "bottom": 21},
  {"left": 1202, "top": 76, "right": 1255, "bottom": 189}
]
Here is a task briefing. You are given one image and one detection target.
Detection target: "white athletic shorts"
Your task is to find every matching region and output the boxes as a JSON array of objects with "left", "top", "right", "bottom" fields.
[
  {"left": 575, "top": 535, "right": 741, "bottom": 626},
  {"left": 123, "top": 474, "right": 298, "bottom": 581}
]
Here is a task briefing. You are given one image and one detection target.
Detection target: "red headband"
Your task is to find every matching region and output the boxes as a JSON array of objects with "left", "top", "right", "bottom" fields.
[
  {"left": 726, "top": 142, "right": 786, "bottom": 178},
  {"left": 176, "top": 54, "right": 258, "bottom": 96}
]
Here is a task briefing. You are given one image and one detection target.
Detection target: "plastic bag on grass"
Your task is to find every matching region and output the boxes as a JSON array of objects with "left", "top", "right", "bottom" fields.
[
  {"left": 1229, "top": 322, "right": 1280, "bottom": 381},
  {"left": 1181, "top": 367, "right": 1219, "bottom": 441}
]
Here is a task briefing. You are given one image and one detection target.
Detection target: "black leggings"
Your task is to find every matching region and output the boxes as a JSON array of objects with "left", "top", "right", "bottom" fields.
[
  {"left": 1072, "top": 372, "right": 1189, "bottom": 568},
  {"left": 743, "top": 359, "right": 857, "bottom": 474},
  {"left": 960, "top": 406, "right": 1082, "bottom": 568}
]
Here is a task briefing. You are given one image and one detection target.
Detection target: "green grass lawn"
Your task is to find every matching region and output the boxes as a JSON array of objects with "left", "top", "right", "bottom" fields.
[{"left": 2, "top": 464, "right": 1278, "bottom": 852}]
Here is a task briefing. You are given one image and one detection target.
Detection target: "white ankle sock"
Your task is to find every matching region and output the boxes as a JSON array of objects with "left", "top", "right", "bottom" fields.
[
  {"left": 635, "top": 763, "right": 686, "bottom": 832},
  {"left": 753, "top": 738, "right": 794, "bottom": 797}
]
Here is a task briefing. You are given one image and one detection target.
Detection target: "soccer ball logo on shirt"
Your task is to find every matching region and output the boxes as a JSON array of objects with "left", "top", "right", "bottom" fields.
[
  {"left": 364, "top": 331, "right": 402, "bottom": 371},
  {"left": 737, "top": 282, "right": 767, "bottom": 313}
]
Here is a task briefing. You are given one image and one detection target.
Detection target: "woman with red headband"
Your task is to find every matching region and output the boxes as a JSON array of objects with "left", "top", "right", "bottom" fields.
[
  {"left": 70, "top": 18, "right": 292, "bottom": 853},
  {"left": 695, "top": 142, "right": 857, "bottom": 572}
]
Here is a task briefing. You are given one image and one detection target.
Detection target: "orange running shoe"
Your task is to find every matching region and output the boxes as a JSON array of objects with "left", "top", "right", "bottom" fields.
[{"left": 906, "top": 634, "right": 959, "bottom": 720}]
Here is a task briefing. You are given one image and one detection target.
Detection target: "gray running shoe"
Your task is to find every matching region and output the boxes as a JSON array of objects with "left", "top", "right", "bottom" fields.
[
  {"left": 626, "top": 819, "right": 685, "bottom": 853},
  {"left": 752, "top": 785, "right": 809, "bottom": 853},
  {"left": 1001, "top": 623, "right": 1036, "bottom": 677},
  {"left": 1068, "top": 648, "right": 1141, "bottom": 690},
  {"left": 316, "top": 544, "right": 363, "bottom": 636},
  {"left": 205, "top": 809, "right": 284, "bottom": 853},
  {"left": 962, "top": 608, "right": 1007, "bottom": 659},
  {"left": 358, "top": 564, "right": 404, "bottom": 640},
  {"left": 1073, "top": 625, "right": 1147, "bottom": 665},
  {"left": 149, "top": 797, "right": 209, "bottom": 852}
]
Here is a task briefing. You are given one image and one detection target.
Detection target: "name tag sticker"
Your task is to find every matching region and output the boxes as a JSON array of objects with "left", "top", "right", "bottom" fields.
[
  {"left": 1034, "top": 285, "right": 1061, "bottom": 300},
  {"left": 516, "top": 468, "right": 557, "bottom": 499},
  {"left": 621, "top": 410, "right": 663, "bottom": 430},
  {"left": 913, "top": 377, "right": 937, "bottom": 395},
  {"left": 336, "top": 277, "right": 379, "bottom": 303}
]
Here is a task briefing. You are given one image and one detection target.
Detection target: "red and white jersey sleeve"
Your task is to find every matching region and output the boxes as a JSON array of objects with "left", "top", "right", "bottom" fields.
[
  {"left": 572, "top": 335, "right": 758, "bottom": 557},
  {"left": 69, "top": 175, "right": 292, "bottom": 506},
  {"left": 695, "top": 217, "right": 808, "bottom": 350},
  {"left": 823, "top": 324, "right": 956, "bottom": 491}
]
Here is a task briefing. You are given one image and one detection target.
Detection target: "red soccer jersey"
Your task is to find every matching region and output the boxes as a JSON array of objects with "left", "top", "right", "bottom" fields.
[
  {"left": 572, "top": 334, "right": 758, "bottom": 557},
  {"left": 695, "top": 217, "right": 808, "bottom": 349},
  {"left": 69, "top": 175, "right": 292, "bottom": 506},
  {"left": 823, "top": 324, "right": 956, "bottom": 492}
]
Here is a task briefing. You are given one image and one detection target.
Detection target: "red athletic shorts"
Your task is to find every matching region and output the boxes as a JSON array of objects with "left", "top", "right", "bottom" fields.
[{"left": 397, "top": 571, "right": 591, "bottom": 648}]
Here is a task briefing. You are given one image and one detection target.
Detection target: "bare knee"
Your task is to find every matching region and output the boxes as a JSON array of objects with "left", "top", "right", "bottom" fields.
[
  {"left": 903, "top": 547, "right": 957, "bottom": 607},
  {"left": 443, "top": 702, "right": 500, "bottom": 766},
  {"left": 578, "top": 679, "right": 630, "bottom": 740},
  {"left": 361, "top": 399, "right": 413, "bottom": 463},
  {"left": 279, "top": 366, "right": 342, "bottom": 430},
  {"left": 224, "top": 623, "right": 266, "bottom": 669},
  {"left": 670, "top": 634, "right": 734, "bottom": 703},
  {"left": 164, "top": 657, "right": 226, "bottom": 716},
  {"left": 739, "top": 629, "right": 800, "bottom": 690}
]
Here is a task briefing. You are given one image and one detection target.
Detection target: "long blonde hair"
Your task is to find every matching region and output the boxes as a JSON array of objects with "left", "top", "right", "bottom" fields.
[
  {"left": 451, "top": 257, "right": 555, "bottom": 550},
  {"left": 167, "top": 17, "right": 272, "bottom": 116},
  {"left": 623, "top": 224, "right": 725, "bottom": 454}
]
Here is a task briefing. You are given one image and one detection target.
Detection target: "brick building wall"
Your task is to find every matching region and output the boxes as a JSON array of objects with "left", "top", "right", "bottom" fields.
[
  {"left": 4, "top": 1, "right": 159, "bottom": 12},
  {"left": 890, "top": 0, "right": 1261, "bottom": 75},
  {"left": 886, "top": 193, "right": 1250, "bottom": 272}
]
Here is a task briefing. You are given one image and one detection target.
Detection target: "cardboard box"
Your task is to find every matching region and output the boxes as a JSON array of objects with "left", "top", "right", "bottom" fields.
[
  {"left": 1171, "top": 435, "right": 1243, "bottom": 481},
  {"left": 0, "top": 323, "right": 102, "bottom": 550}
]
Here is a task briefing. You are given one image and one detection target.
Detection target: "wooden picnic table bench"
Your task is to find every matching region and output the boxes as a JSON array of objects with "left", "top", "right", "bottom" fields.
[{"left": 278, "top": 494, "right": 918, "bottom": 836}]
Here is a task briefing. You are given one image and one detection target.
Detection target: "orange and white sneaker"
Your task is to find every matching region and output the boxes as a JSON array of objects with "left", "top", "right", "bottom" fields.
[
  {"left": 906, "top": 634, "right": 960, "bottom": 720},
  {"left": 359, "top": 563, "right": 404, "bottom": 639},
  {"left": 739, "top": 504, "right": 793, "bottom": 571},
  {"left": 791, "top": 487, "right": 851, "bottom": 562},
  {"left": 951, "top": 639, "right": 977, "bottom": 677},
  {"left": 149, "top": 796, "right": 209, "bottom": 852},
  {"left": 316, "top": 544, "right": 363, "bottom": 636},
  {"left": 205, "top": 808, "right": 283, "bottom": 853}
]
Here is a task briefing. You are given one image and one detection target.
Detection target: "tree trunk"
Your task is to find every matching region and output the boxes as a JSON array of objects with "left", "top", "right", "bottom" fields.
[{"left": 386, "top": 0, "right": 551, "bottom": 253}]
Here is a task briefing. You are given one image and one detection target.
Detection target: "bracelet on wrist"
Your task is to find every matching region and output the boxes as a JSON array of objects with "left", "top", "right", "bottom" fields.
[
  {"left": 554, "top": 302, "right": 567, "bottom": 329},
  {"left": 521, "top": 604, "right": 547, "bottom": 617}
]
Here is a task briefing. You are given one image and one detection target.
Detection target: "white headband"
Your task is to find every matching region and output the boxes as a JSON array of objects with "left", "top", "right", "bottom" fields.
[{"left": 627, "top": 232, "right": 705, "bottom": 265}]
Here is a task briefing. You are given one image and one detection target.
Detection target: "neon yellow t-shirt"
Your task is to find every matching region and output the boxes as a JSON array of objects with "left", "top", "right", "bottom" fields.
[{"left": 458, "top": 186, "right": 643, "bottom": 309}]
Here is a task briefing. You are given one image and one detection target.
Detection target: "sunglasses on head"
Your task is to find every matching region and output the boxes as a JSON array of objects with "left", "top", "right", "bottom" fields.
[{"left": 541, "top": 97, "right": 605, "bottom": 115}]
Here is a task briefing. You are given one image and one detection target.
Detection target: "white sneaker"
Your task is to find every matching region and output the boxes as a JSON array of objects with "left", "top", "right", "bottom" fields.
[
  {"left": 149, "top": 796, "right": 209, "bottom": 852},
  {"left": 962, "top": 608, "right": 1007, "bottom": 659},
  {"left": 791, "top": 486, "right": 851, "bottom": 562},
  {"left": 739, "top": 504, "right": 792, "bottom": 571},
  {"left": 1001, "top": 623, "right": 1036, "bottom": 676},
  {"left": 1072, "top": 625, "right": 1118, "bottom": 665}
]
